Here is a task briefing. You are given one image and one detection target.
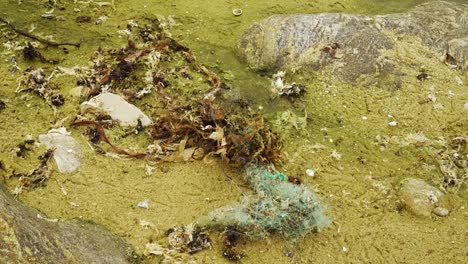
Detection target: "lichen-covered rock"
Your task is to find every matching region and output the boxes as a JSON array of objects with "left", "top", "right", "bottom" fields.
[
  {"left": 38, "top": 127, "right": 83, "bottom": 173},
  {"left": 80, "top": 92, "right": 152, "bottom": 127},
  {"left": 238, "top": 1, "right": 467, "bottom": 83},
  {"left": 0, "top": 185, "right": 134, "bottom": 263},
  {"left": 399, "top": 178, "right": 444, "bottom": 217}
]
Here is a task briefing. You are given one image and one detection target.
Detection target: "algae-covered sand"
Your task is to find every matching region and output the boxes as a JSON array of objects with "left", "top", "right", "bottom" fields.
[{"left": 0, "top": 0, "right": 467, "bottom": 263}]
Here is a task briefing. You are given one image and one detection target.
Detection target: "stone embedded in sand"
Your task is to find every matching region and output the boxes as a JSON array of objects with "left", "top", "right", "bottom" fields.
[
  {"left": 399, "top": 178, "right": 444, "bottom": 217},
  {"left": 433, "top": 207, "right": 449, "bottom": 217},
  {"left": 0, "top": 185, "right": 133, "bottom": 263},
  {"left": 38, "top": 127, "right": 83, "bottom": 173},
  {"left": 80, "top": 92, "right": 152, "bottom": 127}
]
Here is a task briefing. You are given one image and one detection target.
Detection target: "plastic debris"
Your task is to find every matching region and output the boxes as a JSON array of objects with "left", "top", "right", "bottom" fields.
[
  {"left": 80, "top": 93, "right": 152, "bottom": 127},
  {"left": 38, "top": 127, "right": 83, "bottom": 173},
  {"left": 201, "top": 164, "right": 330, "bottom": 239}
]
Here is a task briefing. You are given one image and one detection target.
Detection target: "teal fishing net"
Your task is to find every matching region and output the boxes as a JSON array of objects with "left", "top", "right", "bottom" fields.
[{"left": 202, "top": 164, "right": 330, "bottom": 239}]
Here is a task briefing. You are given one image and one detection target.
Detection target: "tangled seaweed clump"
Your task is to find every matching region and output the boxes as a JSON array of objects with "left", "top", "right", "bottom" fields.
[{"left": 65, "top": 18, "right": 284, "bottom": 166}]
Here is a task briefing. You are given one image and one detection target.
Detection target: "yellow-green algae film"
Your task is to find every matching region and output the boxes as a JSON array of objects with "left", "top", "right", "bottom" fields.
[{"left": 0, "top": 0, "right": 467, "bottom": 263}]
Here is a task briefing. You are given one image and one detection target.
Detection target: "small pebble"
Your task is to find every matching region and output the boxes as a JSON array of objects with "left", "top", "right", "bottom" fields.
[
  {"left": 362, "top": 116, "right": 367, "bottom": 120},
  {"left": 388, "top": 121, "right": 398, "bottom": 126},
  {"left": 137, "top": 199, "right": 150, "bottom": 209},
  {"left": 433, "top": 207, "right": 449, "bottom": 217},
  {"left": 306, "top": 169, "right": 315, "bottom": 177}
]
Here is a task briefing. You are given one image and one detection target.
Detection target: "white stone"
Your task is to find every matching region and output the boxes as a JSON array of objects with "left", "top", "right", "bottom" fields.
[
  {"left": 137, "top": 199, "right": 150, "bottom": 209},
  {"left": 388, "top": 121, "right": 398, "bottom": 126},
  {"left": 306, "top": 169, "right": 315, "bottom": 177},
  {"left": 80, "top": 93, "right": 152, "bottom": 127},
  {"left": 433, "top": 207, "right": 449, "bottom": 217},
  {"left": 38, "top": 127, "right": 83, "bottom": 173}
]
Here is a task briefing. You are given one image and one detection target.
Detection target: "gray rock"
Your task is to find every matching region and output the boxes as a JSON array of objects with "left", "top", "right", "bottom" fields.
[
  {"left": 0, "top": 184, "right": 134, "bottom": 263},
  {"left": 238, "top": 1, "right": 467, "bottom": 83},
  {"left": 433, "top": 206, "right": 449, "bottom": 217},
  {"left": 399, "top": 178, "right": 444, "bottom": 217}
]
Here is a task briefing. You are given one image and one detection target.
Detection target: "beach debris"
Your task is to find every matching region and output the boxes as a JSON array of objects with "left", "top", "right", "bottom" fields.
[
  {"left": 144, "top": 243, "right": 167, "bottom": 257},
  {"left": 232, "top": 9, "right": 243, "bottom": 16},
  {"left": 200, "top": 165, "right": 330, "bottom": 239},
  {"left": 73, "top": 120, "right": 147, "bottom": 158},
  {"left": 321, "top": 42, "right": 341, "bottom": 59},
  {"left": 16, "top": 67, "right": 65, "bottom": 108},
  {"left": 437, "top": 136, "right": 467, "bottom": 188},
  {"left": 388, "top": 121, "right": 398, "bottom": 127},
  {"left": 399, "top": 178, "right": 444, "bottom": 217},
  {"left": 80, "top": 93, "right": 152, "bottom": 127},
  {"left": 139, "top": 219, "right": 156, "bottom": 230},
  {"left": 330, "top": 150, "right": 342, "bottom": 160},
  {"left": 15, "top": 135, "right": 35, "bottom": 158},
  {"left": 38, "top": 127, "right": 83, "bottom": 173},
  {"left": 11, "top": 149, "right": 54, "bottom": 196},
  {"left": 401, "top": 133, "right": 429, "bottom": 147},
  {"left": 76, "top": 16, "right": 92, "bottom": 23},
  {"left": 95, "top": 16, "right": 108, "bottom": 25},
  {"left": 221, "top": 226, "right": 244, "bottom": 261},
  {"left": 137, "top": 199, "right": 150, "bottom": 209},
  {"left": 273, "top": 110, "right": 307, "bottom": 131},
  {"left": 416, "top": 68, "right": 429, "bottom": 81},
  {"left": 0, "top": 100, "right": 5, "bottom": 112},
  {"left": 271, "top": 71, "right": 305, "bottom": 97},
  {"left": 166, "top": 224, "right": 211, "bottom": 254},
  {"left": 143, "top": 243, "right": 195, "bottom": 263},
  {"left": 0, "top": 16, "right": 80, "bottom": 47},
  {"left": 306, "top": 168, "right": 315, "bottom": 177}
]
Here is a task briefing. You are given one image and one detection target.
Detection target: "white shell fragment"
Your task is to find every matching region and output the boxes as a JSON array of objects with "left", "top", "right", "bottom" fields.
[
  {"left": 80, "top": 93, "right": 152, "bottom": 127},
  {"left": 388, "top": 121, "right": 398, "bottom": 126},
  {"left": 38, "top": 127, "right": 83, "bottom": 173},
  {"left": 137, "top": 199, "right": 150, "bottom": 209},
  {"left": 232, "top": 8, "right": 243, "bottom": 16}
]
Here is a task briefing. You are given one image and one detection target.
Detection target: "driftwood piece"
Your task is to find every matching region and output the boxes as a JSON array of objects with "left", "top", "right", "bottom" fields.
[{"left": 0, "top": 184, "right": 134, "bottom": 263}]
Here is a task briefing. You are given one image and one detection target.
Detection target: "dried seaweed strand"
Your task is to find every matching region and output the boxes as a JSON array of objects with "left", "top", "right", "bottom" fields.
[
  {"left": 73, "top": 120, "right": 146, "bottom": 158},
  {"left": 0, "top": 17, "right": 81, "bottom": 47}
]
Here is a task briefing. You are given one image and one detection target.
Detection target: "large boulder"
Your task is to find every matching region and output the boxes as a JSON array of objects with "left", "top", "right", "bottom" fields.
[
  {"left": 238, "top": 1, "right": 467, "bottom": 83},
  {"left": 0, "top": 185, "right": 134, "bottom": 263}
]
